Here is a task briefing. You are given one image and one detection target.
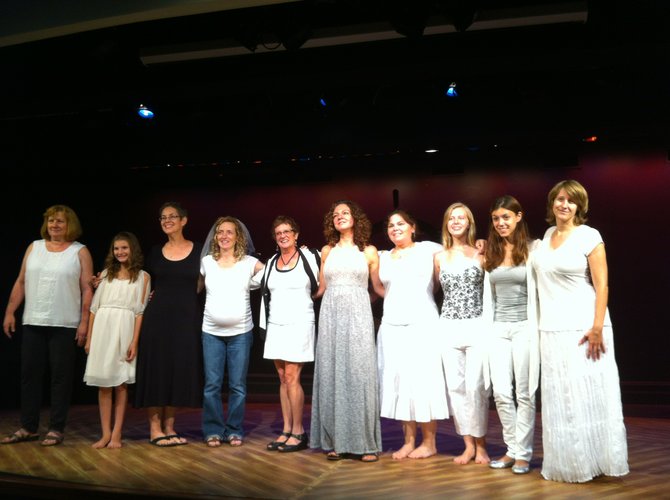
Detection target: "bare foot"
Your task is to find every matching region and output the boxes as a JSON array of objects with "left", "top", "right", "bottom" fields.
[
  {"left": 453, "top": 447, "right": 476, "bottom": 465},
  {"left": 474, "top": 448, "right": 491, "bottom": 464},
  {"left": 408, "top": 444, "right": 437, "bottom": 459},
  {"left": 392, "top": 443, "right": 415, "bottom": 460},
  {"left": 92, "top": 437, "right": 111, "bottom": 449},
  {"left": 107, "top": 438, "right": 122, "bottom": 449}
]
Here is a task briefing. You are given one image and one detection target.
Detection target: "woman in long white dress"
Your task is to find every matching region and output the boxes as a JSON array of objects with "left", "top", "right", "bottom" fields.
[
  {"left": 532, "top": 179, "right": 628, "bottom": 482},
  {"left": 377, "top": 210, "right": 449, "bottom": 460},
  {"left": 84, "top": 231, "right": 150, "bottom": 449}
]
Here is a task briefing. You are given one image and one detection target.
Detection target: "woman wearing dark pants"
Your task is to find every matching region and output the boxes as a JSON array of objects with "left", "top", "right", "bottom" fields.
[{"left": 2, "top": 204, "right": 93, "bottom": 446}]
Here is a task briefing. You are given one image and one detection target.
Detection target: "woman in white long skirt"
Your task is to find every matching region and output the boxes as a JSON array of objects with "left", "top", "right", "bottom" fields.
[
  {"left": 532, "top": 179, "right": 628, "bottom": 483},
  {"left": 377, "top": 210, "right": 449, "bottom": 460}
]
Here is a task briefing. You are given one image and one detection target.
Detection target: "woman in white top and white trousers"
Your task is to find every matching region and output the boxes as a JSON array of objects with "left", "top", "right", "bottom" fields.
[{"left": 483, "top": 195, "right": 539, "bottom": 475}]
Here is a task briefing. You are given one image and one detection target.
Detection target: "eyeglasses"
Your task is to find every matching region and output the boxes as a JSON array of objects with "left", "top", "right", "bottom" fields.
[
  {"left": 275, "top": 229, "right": 294, "bottom": 237},
  {"left": 159, "top": 214, "right": 181, "bottom": 222}
]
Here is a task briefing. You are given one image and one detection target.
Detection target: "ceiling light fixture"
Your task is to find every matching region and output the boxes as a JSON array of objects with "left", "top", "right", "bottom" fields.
[{"left": 137, "top": 104, "right": 154, "bottom": 119}]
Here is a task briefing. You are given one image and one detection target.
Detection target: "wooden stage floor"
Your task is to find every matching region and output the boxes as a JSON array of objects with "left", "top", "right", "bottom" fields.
[{"left": 0, "top": 403, "right": 667, "bottom": 499}]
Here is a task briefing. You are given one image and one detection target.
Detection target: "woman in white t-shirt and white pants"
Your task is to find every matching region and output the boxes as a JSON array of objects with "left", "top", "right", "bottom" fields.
[{"left": 200, "top": 216, "right": 264, "bottom": 448}]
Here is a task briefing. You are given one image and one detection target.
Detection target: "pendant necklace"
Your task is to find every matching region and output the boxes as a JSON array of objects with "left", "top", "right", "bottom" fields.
[{"left": 280, "top": 248, "right": 298, "bottom": 267}]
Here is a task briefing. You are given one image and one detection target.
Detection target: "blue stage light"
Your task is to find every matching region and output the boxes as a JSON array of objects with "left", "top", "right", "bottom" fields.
[
  {"left": 138, "top": 104, "right": 154, "bottom": 119},
  {"left": 446, "top": 82, "right": 458, "bottom": 97}
]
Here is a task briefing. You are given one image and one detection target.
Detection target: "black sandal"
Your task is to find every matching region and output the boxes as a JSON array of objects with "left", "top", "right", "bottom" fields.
[
  {"left": 267, "top": 431, "right": 291, "bottom": 451},
  {"left": 278, "top": 433, "right": 308, "bottom": 453}
]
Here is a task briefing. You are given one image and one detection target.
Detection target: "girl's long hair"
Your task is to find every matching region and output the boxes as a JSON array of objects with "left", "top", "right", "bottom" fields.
[{"left": 484, "top": 195, "right": 530, "bottom": 272}]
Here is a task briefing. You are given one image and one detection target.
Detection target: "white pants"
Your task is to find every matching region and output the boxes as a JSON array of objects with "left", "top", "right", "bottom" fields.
[
  {"left": 442, "top": 318, "right": 489, "bottom": 437},
  {"left": 489, "top": 321, "right": 536, "bottom": 461}
]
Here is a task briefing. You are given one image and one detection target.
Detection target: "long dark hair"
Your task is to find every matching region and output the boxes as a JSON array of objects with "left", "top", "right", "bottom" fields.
[{"left": 484, "top": 195, "right": 531, "bottom": 272}]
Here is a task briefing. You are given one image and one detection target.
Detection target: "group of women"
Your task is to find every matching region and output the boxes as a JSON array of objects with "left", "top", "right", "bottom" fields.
[{"left": 2, "top": 179, "right": 629, "bottom": 483}]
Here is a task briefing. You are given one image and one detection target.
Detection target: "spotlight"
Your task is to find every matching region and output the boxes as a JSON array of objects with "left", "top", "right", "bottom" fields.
[
  {"left": 138, "top": 104, "right": 154, "bottom": 119},
  {"left": 445, "top": 82, "right": 458, "bottom": 98}
]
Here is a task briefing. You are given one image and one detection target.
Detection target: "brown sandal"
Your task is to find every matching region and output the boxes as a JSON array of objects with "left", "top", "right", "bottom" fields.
[
  {"left": 1, "top": 429, "right": 39, "bottom": 445},
  {"left": 41, "top": 431, "right": 64, "bottom": 447}
]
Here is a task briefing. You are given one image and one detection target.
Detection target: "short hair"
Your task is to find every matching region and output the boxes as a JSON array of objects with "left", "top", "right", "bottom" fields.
[
  {"left": 40, "top": 205, "right": 82, "bottom": 241},
  {"left": 441, "top": 202, "right": 476, "bottom": 249},
  {"left": 104, "top": 231, "right": 144, "bottom": 283},
  {"left": 323, "top": 200, "right": 371, "bottom": 251},
  {"left": 271, "top": 215, "right": 300, "bottom": 239},
  {"left": 210, "top": 216, "right": 248, "bottom": 261},
  {"left": 546, "top": 179, "right": 589, "bottom": 226},
  {"left": 159, "top": 201, "right": 188, "bottom": 218}
]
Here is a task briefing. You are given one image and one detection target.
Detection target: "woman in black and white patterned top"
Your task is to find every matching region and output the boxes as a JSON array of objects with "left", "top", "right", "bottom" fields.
[{"left": 433, "top": 202, "right": 490, "bottom": 465}]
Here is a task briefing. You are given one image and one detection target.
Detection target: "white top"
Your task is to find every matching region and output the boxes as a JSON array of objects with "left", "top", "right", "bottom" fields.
[
  {"left": 201, "top": 254, "right": 259, "bottom": 336},
  {"left": 379, "top": 241, "right": 441, "bottom": 325},
  {"left": 23, "top": 239, "right": 85, "bottom": 328},
  {"left": 532, "top": 225, "right": 611, "bottom": 331},
  {"left": 252, "top": 250, "right": 320, "bottom": 327}
]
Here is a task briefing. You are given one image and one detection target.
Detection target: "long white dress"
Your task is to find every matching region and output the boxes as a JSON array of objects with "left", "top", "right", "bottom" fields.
[
  {"left": 84, "top": 270, "right": 150, "bottom": 387},
  {"left": 377, "top": 241, "right": 449, "bottom": 422},
  {"left": 533, "top": 225, "right": 628, "bottom": 483}
]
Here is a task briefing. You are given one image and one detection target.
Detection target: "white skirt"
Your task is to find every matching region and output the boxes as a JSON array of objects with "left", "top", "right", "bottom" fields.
[
  {"left": 263, "top": 321, "right": 315, "bottom": 362},
  {"left": 378, "top": 320, "right": 449, "bottom": 422},
  {"left": 540, "top": 327, "right": 629, "bottom": 482}
]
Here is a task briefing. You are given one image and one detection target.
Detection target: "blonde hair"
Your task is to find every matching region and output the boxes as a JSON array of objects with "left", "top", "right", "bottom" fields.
[
  {"left": 210, "top": 216, "right": 248, "bottom": 261},
  {"left": 441, "top": 202, "right": 476, "bottom": 249}
]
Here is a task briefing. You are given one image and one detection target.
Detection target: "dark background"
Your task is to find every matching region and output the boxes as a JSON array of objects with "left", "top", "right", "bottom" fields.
[{"left": 0, "top": 0, "right": 668, "bottom": 411}]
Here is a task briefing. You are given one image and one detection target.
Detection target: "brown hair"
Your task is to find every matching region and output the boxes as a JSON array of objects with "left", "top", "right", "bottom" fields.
[
  {"left": 271, "top": 215, "right": 300, "bottom": 239},
  {"left": 104, "top": 231, "right": 144, "bottom": 283},
  {"left": 40, "top": 205, "right": 82, "bottom": 241},
  {"left": 484, "top": 195, "right": 530, "bottom": 272},
  {"left": 323, "top": 200, "right": 371, "bottom": 251},
  {"left": 546, "top": 179, "right": 589, "bottom": 226},
  {"left": 385, "top": 209, "right": 417, "bottom": 242}
]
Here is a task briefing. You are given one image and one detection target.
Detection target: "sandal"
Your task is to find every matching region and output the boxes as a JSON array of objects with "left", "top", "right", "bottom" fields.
[
  {"left": 165, "top": 434, "right": 188, "bottom": 446},
  {"left": 267, "top": 431, "right": 291, "bottom": 451},
  {"left": 326, "top": 451, "right": 347, "bottom": 461},
  {"left": 206, "top": 436, "right": 222, "bottom": 448},
  {"left": 359, "top": 453, "right": 379, "bottom": 463},
  {"left": 41, "top": 431, "right": 64, "bottom": 447},
  {"left": 227, "top": 435, "right": 243, "bottom": 447},
  {"left": 1, "top": 429, "right": 39, "bottom": 445}
]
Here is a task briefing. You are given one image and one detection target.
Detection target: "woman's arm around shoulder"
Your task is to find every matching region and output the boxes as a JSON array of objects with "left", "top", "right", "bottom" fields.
[
  {"left": 364, "top": 245, "right": 384, "bottom": 298},
  {"left": 76, "top": 246, "right": 95, "bottom": 347},
  {"left": 313, "top": 245, "right": 332, "bottom": 299}
]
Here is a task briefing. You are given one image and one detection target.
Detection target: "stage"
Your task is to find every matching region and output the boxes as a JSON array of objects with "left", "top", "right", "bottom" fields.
[{"left": 0, "top": 403, "right": 667, "bottom": 499}]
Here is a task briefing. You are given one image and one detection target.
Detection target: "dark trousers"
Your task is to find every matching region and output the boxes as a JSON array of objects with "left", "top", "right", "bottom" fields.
[{"left": 20, "top": 325, "right": 76, "bottom": 433}]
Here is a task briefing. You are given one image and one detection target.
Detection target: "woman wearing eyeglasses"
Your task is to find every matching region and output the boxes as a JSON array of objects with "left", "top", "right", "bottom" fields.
[
  {"left": 252, "top": 216, "right": 320, "bottom": 453},
  {"left": 134, "top": 202, "right": 204, "bottom": 447}
]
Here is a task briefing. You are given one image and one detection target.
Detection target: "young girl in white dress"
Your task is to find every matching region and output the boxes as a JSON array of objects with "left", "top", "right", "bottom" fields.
[{"left": 84, "top": 232, "right": 150, "bottom": 449}]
